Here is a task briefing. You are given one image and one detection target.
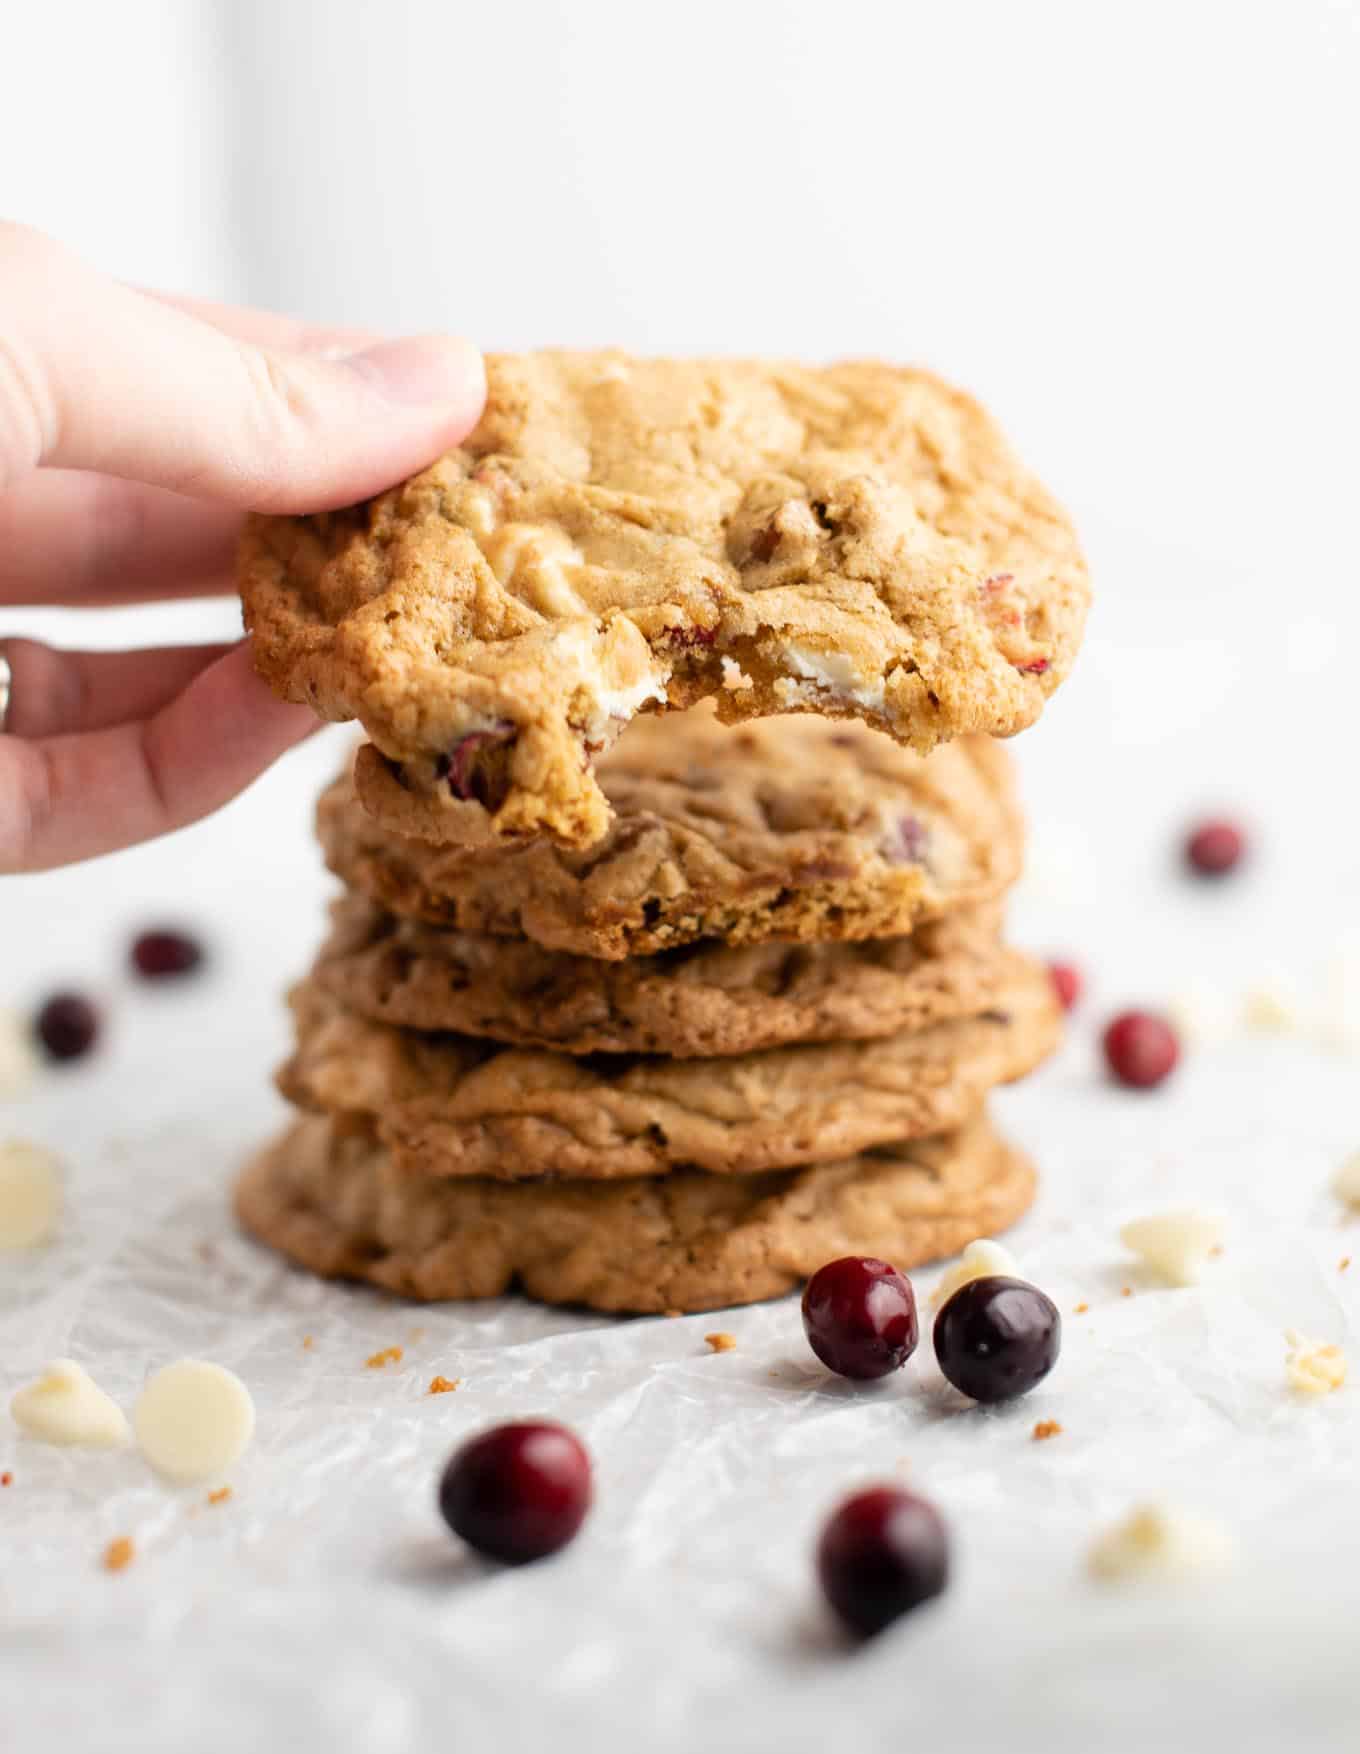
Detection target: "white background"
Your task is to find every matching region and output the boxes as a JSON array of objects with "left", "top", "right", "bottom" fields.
[{"left": 2, "top": 4, "right": 1360, "bottom": 1751}]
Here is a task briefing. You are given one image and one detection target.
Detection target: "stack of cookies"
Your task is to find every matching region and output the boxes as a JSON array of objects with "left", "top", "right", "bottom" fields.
[
  {"left": 238, "top": 711, "right": 1062, "bottom": 1312},
  {"left": 235, "top": 353, "right": 1087, "bottom": 1314}
]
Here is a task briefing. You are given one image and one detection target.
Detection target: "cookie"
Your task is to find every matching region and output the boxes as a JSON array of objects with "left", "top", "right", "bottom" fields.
[
  {"left": 318, "top": 710, "right": 1023, "bottom": 960},
  {"left": 277, "top": 954, "right": 1060, "bottom": 1181},
  {"left": 241, "top": 352, "right": 1088, "bottom": 849},
  {"left": 313, "top": 891, "right": 1011, "bottom": 1058},
  {"left": 235, "top": 1110, "right": 1036, "bottom": 1313}
]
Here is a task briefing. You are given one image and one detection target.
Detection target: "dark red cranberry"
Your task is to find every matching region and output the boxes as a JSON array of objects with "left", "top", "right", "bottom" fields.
[
  {"left": 438, "top": 1421, "right": 591, "bottom": 1565},
  {"left": 34, "top": 993, "right": 99, "bottom": 1062},
  {"left": 883, "top": 815, "right": 928, "bottom": 866},
  {"left": 441, "top": 726, "right": 516, "bottom": 811},
  {"left": 1049, "top": 961, "right": 1083, "bottom": 1011},
  {"left": 1184, "top": 818, "right": 1247, "bottom": 877},
  {"left": 802, "top": 1257, "right": 919, "bottom": 1380},
  {"left": 933, "top": 1275, "right": 1061, "bottom": 1404},
  {"left": 131, "top": 929, "right": 205, "bottom": 980},
  {"left": 1103, "top": 1011, "right": 1179, "bottom": 1089},
  {"left": 817, "top": 1487, "right": 949, "bottom": 1639}
]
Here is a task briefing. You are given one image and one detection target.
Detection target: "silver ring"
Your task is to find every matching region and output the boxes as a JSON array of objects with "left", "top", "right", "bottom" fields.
[{"left": 0, "top": 650, "right": 10, "bottom": 735}]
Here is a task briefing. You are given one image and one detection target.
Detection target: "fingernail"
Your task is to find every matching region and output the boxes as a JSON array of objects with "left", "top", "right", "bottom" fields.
[{"left": 341, "top": 335, "right": 485, "bottom": 410}]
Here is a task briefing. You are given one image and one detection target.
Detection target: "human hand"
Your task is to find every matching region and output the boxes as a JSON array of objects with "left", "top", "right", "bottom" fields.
[{"left": 0, "top": 222, "right": 486, "bottom": 872}]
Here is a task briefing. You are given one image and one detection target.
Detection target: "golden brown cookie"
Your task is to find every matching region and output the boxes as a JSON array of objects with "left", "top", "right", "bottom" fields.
[
  {"left": 317, "top": 711, "right": 1023, "bottom": 960},
  {"left": 313, "top": 891, "right": 1011, "bottom": 1057},
  {"left": 277, "top": 955, "right": 1060, "bottom": 1182},
  {"left": 235, "top": 1110, "right": 1036, "bottom": 1313},
  {"left": 241, "top": 352, "right": 1088, "bottom": 849}
]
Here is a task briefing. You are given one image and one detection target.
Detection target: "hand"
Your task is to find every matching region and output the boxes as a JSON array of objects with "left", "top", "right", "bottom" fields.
[{"left": 0, "top": 222, "right": 486, "bottom": 873}]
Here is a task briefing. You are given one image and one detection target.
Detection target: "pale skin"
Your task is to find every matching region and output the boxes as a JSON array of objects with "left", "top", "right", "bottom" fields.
[{"left": 0, "top": 222, "right": 487, "bottom": 873}]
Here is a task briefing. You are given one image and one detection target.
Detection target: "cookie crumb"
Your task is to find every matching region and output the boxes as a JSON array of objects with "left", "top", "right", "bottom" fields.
[
  {"left": 1120, "top": 1286, "right": 1133, "bottom": 1298},
  {"left": 1242, "top": 983, "right": 1301, "bottom": 1035},
  {"left": 1032, "top": 1420, "right": 1063, "bottom": 1441},
  {"left": 102, "top": 1536, "right": 135, "bottom": 1573},
  {"left": 365, "top": 1346, "right": 403, "bottom": 1370},
  {"left": 1073, "top": 1302, "right": 1089, "bottom": 1315},
  {"left": 206, "top": 1487, "right": 232, "bottom": 1507},
  {"left": 1208, "top": 1243, "right": 1225, "bottom": 1258},
  {"left": 301, "top": 1336, "right": 315, "bottom": 1351},
  {"left": 705, "top": 1333, "right": 737, "bottom": 1353},
  {"left": 1285, "top": 1331, "right": 1346, "bottom": 1397},
  {"left": 1, "top": 1472, "right": 12, "bottom": 1486},
  {"left": 663, "top": 1309, "right": 683, "bottom": 1320},
  {"left": 428, "top": 1376, "right": 460, "bottom": 1395},
  {"left": 1340, "top": 1257, "right": 1352, "bottom": 1274}
]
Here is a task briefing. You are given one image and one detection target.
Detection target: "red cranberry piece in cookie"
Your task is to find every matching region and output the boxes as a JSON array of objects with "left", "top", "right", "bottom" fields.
[
  {"left": 34, "top": 993, "right": 100, "bottom": 1063},
  {"left": 131, "top": 929, "right": 205, "bottom": 980},
  {"left": 438, "top": 1421, "right": 592, "bottom": 1565},
  {"left": 1049, "top": 961, "right": 1083, "bottom": 1011},
  {"left": 1184, "top": 818, "right": 1247, "bottom": 877},
  {"left": 802, "top": 1257, "right": 919, "bottom": 1380},
  {"left": 818, "top": 1486, "right": 949, "bottom": 1639},
  {"left": 1103, "top": 1011, "right": 1179, "bottom": 1089},
  {"left": 438, "top": 725, "right": 517, "bottom": 812}
]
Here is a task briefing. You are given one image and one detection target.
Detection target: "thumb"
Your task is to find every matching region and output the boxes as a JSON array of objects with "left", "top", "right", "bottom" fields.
[{"left": 0, "top": 222, "right": 485, "bottom": 511}]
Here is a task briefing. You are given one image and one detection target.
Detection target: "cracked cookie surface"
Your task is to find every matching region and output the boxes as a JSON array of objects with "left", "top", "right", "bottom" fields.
[
  {"left": 318, "top": 709, "right": 1023, "bottom": 960},
  {"left": 241, "top": 352, "right": 1088, "bottom": 849},
  {"left": 313, "top": 891, "right": 1011, "bottom": 1058},
  {"left": 277, "top": 955, "right": 1060, "bottom": 1181},
  {"left": 236, "top": 1110, "right": 1035, "bottom": 1313}
]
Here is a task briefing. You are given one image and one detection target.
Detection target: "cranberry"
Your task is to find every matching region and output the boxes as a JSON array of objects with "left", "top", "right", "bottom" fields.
[
  {"left": 933, "top": 1275, "right": 1061, "bottom": 1404},
  {"left": 438, "top": 1421, "right": 592, "bottom": 1565},
  {"left": 131, "top": 928, "right": 205, "bottom": 980},
  {"left": 1049, "top": 961, "right": 1083, "bottom": 1011},
  {"left": 34, "top": 993, "right": 99, "bottom": 1062},
  {"left": 1184, "top": 818, "right": 1247, "bottom": 877},
  {"left": 802, "top": 1257, "right": 919, "bottom": 1380},
  {"left": 1103, "top": 1011, "right": 1179, "bottom": 1089},
  {"left": 817, "top": 1487, "right": 949, "bottom": 1639},
  {"left": 439, "top": 726, "right": 516, "bottom": 810}
]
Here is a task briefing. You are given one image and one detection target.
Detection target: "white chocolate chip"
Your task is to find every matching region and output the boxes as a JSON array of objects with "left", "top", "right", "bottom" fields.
[
  {"left": 1119, "top": 1210, "right": 1224, "bottom": 1287},
  {"left": 780, "top": 643, "right": 887, "bottom": 712},
  {"left": 1088, "top": 1503, "right": 1234, "bottom": 1582},
  {"left": 10, "top": 1360, "right": 130, "bottom": 1447},
  {"left": 931, "top": 1239, "right": 1020, "bottom": 1309},
  {"left": 1331, "top": 1152, "right": 1360, "bottom": 1209},
  {"left": 133, "top": 1360, "right": 255, "bottom": 1484},
  {"left": 0, "top": 1139, "right": 62, "bottom": 1248},
  {"left": 1285, "top": 1330, "right": 1347, "bottom": 1397},
  {"left": 720, "top": 656, "right": 754, "bottom": 692},
  {"left": 0, "top": 1009, "right": 39, "bottom": 1099}
]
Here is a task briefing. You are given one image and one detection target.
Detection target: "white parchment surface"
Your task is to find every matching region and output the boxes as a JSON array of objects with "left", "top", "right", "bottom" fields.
[{"left": 2, "top": 523, "right": 1357, "bottom": 1754}]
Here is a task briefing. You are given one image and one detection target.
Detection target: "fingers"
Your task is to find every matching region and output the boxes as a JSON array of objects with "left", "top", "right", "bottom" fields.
[
  {"left": 0, "top": 223, "right": 486, "bottom": 511},
  {"left": 0, "top": 643, "right": 316, "bottom": 872},
  {"left": 0, "top": 638, "right": 232, "bottom": 737},
  {"left": 0, "top": 471, "right": 239, "bottom": 605},
  {"left": 139, "top": 289, "right": 377, "bottom": 356}
]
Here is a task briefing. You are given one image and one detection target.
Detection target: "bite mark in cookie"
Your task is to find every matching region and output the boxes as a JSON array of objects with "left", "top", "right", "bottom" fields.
[{"left": 240, "top": 353, "right": 1089, "bottom": 848}]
